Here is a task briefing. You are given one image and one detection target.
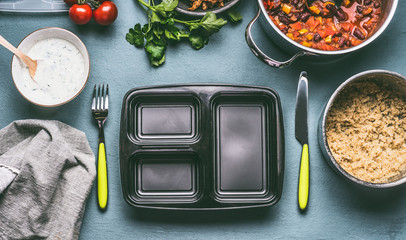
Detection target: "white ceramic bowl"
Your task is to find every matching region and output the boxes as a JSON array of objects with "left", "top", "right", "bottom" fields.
[{"left": 11, "top": 27, "right": 90, "bottom": 107}]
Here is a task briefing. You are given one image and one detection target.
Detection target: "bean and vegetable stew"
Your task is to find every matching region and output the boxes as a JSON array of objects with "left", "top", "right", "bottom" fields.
[{"left": 263, "top": 0, "right": 383, "bottom": 51}]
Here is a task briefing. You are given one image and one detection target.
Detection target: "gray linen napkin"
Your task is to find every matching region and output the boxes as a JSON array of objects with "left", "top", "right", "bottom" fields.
[{"left": 0, "top": 120, "right": 96, "bottom": 240}]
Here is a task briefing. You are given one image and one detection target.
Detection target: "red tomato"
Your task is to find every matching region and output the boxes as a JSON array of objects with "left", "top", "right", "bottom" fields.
[
  {"left": 69, "top": 4, "right": 92, "bottom": 25},
  {"left": 64, "top": 0, "right": 77, "bottom": 6},
  {"left": 93, "top": 1, "right": 118, "bottom": 26}
]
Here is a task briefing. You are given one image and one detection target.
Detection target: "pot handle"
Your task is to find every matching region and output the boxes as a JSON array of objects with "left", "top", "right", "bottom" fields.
[{"left": 245, "top": 7, "right": 317, "bottom": 68}]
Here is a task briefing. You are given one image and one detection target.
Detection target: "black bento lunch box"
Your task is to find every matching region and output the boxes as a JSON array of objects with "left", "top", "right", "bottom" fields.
[{"left": 119, "top": 84, "right": 284, "bottom": 210}]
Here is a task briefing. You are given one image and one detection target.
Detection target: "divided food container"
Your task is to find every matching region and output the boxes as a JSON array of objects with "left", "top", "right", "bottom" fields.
[{"left": 120, "top": 85, "right": 284, "bottom": 210}]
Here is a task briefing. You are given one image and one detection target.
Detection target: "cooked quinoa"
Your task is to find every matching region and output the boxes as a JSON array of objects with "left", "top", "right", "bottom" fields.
[{"left": 326, "top": 81, "right": 406, "bottom": 183}]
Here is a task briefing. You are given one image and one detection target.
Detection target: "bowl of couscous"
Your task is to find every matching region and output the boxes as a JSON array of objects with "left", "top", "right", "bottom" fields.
[{"left": 318, "top": 70, "right": 406, "bottom": 188}]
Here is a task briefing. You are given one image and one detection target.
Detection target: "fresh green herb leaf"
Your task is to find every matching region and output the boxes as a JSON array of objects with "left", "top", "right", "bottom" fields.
[
  {"left": 154, "top": 0, "right": 178, "bottom": 17},
  {"left": 198, "top": 12, "right": 227, "bottom": 34},
  {"left": 189, "top": 32, "right": 208, "bottom": 50},
  {"left": 127, "top": 0, "right": 232, "bottom": 67},
  {"left": 145, "top": 41, "right": 166, "bottom": 67},
  {"left": 160, "top": 0, "right": 178, "bottom": 12},
  {"left": 151, "top": 12, "right": 162, "bottom": 23},
  {"left": 145, "top": 41, "right": 166, "bottom": 61},
  {"left": 153, "top": 24, "right": 164, "bottom": 39},
  {"left": 152, "top": 35, "right": 167, "bottom": 46},
  {"left": 161, "top": 17, "right": 175, "bottom": 25},
  {"left": 165, "top": 25, "right": 182, "bottom": 41},
  {"left": 145, "top": 29, "right": 154, "bottom": 42},
  {"left": 149, "top": 54, "right": 166, "bottom": 67},
  {"left": 141, "top": 24, "right": 149, "bottom": 33},
  {"left": 126, "top": 24, "right": 144, "bottom": 47},
  {"left": 227, "top": 8, "right": 243, "bottom": 23},
  {"left": 186, "top": 12, "right": 227, "bottom": 49}
]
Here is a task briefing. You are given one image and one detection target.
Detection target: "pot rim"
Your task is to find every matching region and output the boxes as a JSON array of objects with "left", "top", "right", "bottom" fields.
[
  {"left": 257, "top": 0, "right": 399, "bottom": 55},
  {"left": 320, "top": 70, "right": 406, "bottom": 188}
]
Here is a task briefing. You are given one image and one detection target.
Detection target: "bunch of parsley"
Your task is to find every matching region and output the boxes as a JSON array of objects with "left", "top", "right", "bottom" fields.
[{"left": 126, "top": 0, "right": 228, "bottom": 66}]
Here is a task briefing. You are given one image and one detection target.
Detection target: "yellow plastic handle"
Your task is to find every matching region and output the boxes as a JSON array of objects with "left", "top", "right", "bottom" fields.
[
  {"left": 298, "top": 144, "right": 309, "bottom": 210},
  {"left": 98, "top": 143, "right": 108, "bottom": 210}
]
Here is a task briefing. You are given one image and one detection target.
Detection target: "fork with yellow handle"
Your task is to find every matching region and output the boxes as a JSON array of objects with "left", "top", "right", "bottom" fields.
[{"left": 92, "top": 84, "right": 109, "bottom": 210}]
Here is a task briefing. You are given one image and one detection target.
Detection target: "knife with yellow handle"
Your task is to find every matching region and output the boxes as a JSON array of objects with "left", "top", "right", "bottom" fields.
[{"left": 295, "top": 71, "right": 309, "bottom": 211}]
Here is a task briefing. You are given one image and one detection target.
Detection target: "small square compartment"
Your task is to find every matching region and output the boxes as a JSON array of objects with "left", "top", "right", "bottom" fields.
[
  {"left": 127, "top": 94, "right": 200, "bottom": 143},
  {"left": 130, "top": 150, "right": 201, "bottom": 204},
  {"left": 139, "top": 161, "right": 194, "bottom": 194},
  {"left": 138, "top": 105, "right": 195, "bottom": 138}
]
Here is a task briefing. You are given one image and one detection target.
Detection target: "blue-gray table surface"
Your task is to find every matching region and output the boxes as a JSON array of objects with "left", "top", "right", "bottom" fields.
[{"left": 1, "top": 1, "right": 406, "bottom": 239}]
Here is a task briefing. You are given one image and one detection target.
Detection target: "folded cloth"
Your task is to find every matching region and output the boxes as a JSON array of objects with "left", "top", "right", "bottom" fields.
[{"left": 0, "top": 120, "right": 96, "bottom": 240}]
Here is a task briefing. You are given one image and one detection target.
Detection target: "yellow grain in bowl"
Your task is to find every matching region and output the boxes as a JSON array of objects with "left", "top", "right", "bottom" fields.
[{"left": 326, "top": 81, "right": 406, "bottom": 183}]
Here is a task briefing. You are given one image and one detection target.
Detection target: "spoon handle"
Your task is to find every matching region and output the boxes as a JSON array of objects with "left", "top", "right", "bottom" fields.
[
  {"left": 0, "top": 35, "right": 36, "bottom": 69},
  {"left": 0, "top": 35, "right": 24, "bottom": 58}
]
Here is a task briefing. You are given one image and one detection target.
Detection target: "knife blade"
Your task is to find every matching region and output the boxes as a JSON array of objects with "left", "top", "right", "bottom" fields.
[{"left": 295, "top": 71, "right": 309, "bottom": 211}]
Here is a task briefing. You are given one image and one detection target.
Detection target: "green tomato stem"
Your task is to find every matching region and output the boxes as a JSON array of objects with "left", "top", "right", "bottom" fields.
[{"left": 86, "top": 0, "right": 100, "bottom": 8}]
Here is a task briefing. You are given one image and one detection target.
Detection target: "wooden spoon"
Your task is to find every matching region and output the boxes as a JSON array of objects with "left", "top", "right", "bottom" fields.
[{"left": 0, "top": 35, "right": 37, "bottom": 81}]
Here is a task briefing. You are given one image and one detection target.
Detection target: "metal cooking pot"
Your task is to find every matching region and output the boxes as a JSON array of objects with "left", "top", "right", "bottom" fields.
[{"left": 245, "top": 0, "right": 398, "bottom": 68}]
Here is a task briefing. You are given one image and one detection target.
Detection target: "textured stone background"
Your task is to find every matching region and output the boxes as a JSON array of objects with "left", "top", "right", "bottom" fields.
[{"left": 1, "top": 1, "right": 405, "bottom": 239}]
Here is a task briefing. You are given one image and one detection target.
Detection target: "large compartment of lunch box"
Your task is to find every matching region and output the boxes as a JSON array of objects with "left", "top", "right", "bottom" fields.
[{"left": 120, "top": 84, "right": 284, "bottom": 210}]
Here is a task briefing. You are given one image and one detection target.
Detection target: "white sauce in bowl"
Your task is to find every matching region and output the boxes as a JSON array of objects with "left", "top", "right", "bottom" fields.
[{"left": 13, "top": 38, "right": 86, "bottom": 106}]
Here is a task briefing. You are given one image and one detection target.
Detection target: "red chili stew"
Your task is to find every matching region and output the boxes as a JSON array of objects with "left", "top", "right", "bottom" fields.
[{"left": 263, "top": 0, "right": 383, "bottom": 51}]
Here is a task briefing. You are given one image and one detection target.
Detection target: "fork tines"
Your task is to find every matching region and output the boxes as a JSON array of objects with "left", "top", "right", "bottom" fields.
[{"left": 92, "top": 84, "right": 109, "bottom": 112}]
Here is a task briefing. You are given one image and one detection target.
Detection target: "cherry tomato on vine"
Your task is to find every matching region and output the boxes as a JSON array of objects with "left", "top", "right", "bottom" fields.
[
  {"left": 93, "top": 1, "right": 118, "bottom": 26},
  {"left": 64, "top": 0, "right": 77, "bottom": 6},
  {"left": 69, "top": 4, "right": 93, "bottom": 25}
]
